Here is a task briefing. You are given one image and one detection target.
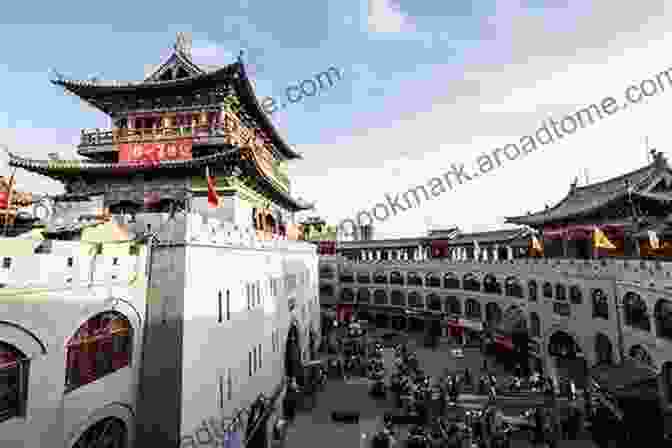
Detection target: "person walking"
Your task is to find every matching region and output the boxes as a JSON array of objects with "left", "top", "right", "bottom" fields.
[{"left": 568, "top": 379, "right": 576, "bottom": 401}]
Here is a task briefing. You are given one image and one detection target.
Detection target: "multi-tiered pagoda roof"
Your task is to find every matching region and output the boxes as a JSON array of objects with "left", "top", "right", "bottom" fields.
[
  {"left": 506, "top": 151, "right": 672, "bottom": 227},
  {"left": 8, "top": 34, "right": 311, "bottom": 212}
]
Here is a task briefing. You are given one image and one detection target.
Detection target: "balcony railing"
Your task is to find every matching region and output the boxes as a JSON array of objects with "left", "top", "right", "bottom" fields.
[{"left": 79, "top": 111, "right": 259, "bottom": 149}]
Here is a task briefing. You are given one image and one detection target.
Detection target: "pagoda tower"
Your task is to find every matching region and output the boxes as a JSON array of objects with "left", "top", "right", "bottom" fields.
[{"left": 7, "top": 32, "right": 311, "bottom": 234}]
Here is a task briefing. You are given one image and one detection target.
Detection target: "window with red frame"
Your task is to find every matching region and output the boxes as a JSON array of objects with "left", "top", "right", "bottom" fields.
[
  {"left": 0, "top": 342, "right": 29, "bottom": 423},
  {"left": 65, "top": 311, "right": 133, "bottom": 392}
]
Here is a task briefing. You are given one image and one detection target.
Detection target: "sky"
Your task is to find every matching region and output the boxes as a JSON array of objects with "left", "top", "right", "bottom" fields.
[{"left": 1, "top": 0, "right": 672, "bottom": 238}]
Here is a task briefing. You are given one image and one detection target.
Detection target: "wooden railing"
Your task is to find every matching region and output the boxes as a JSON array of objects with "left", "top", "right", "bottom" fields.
[{"left": 79, "top": 111, "right": 256, "bottom": 147}]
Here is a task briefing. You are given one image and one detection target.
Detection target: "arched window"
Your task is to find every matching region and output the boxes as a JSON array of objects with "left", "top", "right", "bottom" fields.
[
  {"left": 0, "top": 342, "right": 29, "bottom": 422},
  {"left": 390, "top": 290, "right": 404, "bottom": 307},
  {"left": 463, "top": 273, "right": 480, "bottom": 292},
  {"left": 426, "top": 273, "right": 441, "bottom": 288},
  {"left": 357, "top": 288, "right": 371, "bottom": 304},
  {"left": 339, "top": 270, "right": 354, "bottom": 283},
  {"left": 408, "top": 292, "right": 423, "bottom": 309},
  {"left": 528, "top": 281, "right": 538, "bottom": 302},
  {"left": 465, "top": 299, "right": 482, "bottom": 320},
  {"left": 592, "top": 289, "right": 609, "bottom": 319},
  {"left": 443, "top": 272, "right": 460, "bottom": 289},
  {"left": 319, "top": 284, "right": 334, "bottom": 297},
  {"left": 446, "top": 296, "right": 461, "bottom": 315},
  {"left": 340, "top": 288, "right": 354, "bottom": 302},
  {"left": 594, "top": 333, "right": 614, "bottom": 366},
  {"left": 529, "top": 312, "right": 541, "bottom": 338},
  {"left": 548, "top": 331, "right": 582, "bottom": 358},
  {"left": 542, "top": 282, "right": 553, "bottom": 299},
  {"left": 373, "top": 289, "right": 386, "bottom": 305},
  {"left": 373, "top": 272, "right": 387, "bottom": 284},
  {"left": 485, "top": 302, "right": 502, "bottom": 326},
  {"left": 407, "top": 272, "right": 422, "bottom": 287},
  {"left": 622, "top": 292, "right": 651, "bottom": 332},
  {"left": 427, "top": 294, "right": 442, "bottom": 312},
  {"left": 628, "top": 344, "right": 654, "bottom": 367},
  {"left": 65, "top": 311, "right": 133, "bottom": 392},
  {"left": 390, "top": 271, "right": 404, "bottom": 286},
  {"left": 319, "top": 265, "right": 334, "bottom": 279},
  {"left": 569, "top": 285, "right": 583, "bottom": 304},
  {"left": 505, "top": 276, "right": 523, "bottom": 298},
  {"left": 483, "top": 274, "right": 502, "bottom": 294},
  {"left": 356, "top": 272, "right": 370, "bottom": 284},
  {"left": 655, "top": 299, "right": 672, "bottom": 340},
  {"left": 555, "top": 284, "right": 567, "bottom": 301}
]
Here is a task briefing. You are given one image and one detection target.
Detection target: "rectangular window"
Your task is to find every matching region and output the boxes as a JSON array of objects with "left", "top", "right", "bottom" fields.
[
  {"left": 67, "top": 257, "right": 74, "bottom": 267},
  {"left": 246, "top": 284, "right": 251, "bottom": 310},
  {"left": 258, "top": 344, "right": 262, "bottom": 369},
  {"left": 218, "top": 291, "right": 223, "bottom": 323},
  {"left": 248, "top": 351, "right": 252, "bottom": 377},
  {"left": 226, "top": 368, "right": 232, "bottom": 400},
  {"left": 2, "top": 258, "right": 10, "bottom": 269},
  {"left": 253, "top": 347, "right": 257, "bottom": 372},
  {"left": 219, "top": 375, "right": 224, "bottom": 409},
  {"left": 226, "top": 290, "right": 230, "bottom": 321},
  {"left": 257, "top": 281, "right": 261, "bottom": 305}
]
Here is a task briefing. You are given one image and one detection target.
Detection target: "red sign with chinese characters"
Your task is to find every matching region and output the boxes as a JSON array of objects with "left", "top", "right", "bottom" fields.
[{"left": 118, "top": 139, "right": 192, "bottom": 162}]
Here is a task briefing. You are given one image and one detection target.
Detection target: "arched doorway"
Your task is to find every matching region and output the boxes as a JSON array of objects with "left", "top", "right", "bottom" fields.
[
  {"left": 548, "top": 330, "right": 587, "bottom": 388},
  {"left": 499, "top": 305, "right": 530, "bottom": 374},
  {"left": 374, "top": 313, "right": 389, "bottom": 329},
  {"left": 594, "top": 333, "right": 614, "bottom": 366},
  {"left": 284, "top": 322, "right": 302, "bottom": 384},
  {"left": 391, "top": 315, "right": 406, "bottom": 332},
  {"left": 408, "top": 316, "right": 424, "bottom": 333}
]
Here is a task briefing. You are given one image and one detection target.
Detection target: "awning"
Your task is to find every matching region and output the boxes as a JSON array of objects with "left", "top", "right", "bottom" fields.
[{"left": 494, "top": 335, "right": 514, "bottom": 351}]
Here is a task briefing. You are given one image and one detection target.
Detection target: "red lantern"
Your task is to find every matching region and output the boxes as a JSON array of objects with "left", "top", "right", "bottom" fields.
[{"left": 0, "top": 191, "right": 8, "bottom": 209}]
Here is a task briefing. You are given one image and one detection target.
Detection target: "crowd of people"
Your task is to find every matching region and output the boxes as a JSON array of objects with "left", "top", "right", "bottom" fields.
[
  {"left": 370, "top": 342, "right": 516, "bottom": 448},
  {"left": 316, "top": 317, "right": 622, "bottom": 447}
]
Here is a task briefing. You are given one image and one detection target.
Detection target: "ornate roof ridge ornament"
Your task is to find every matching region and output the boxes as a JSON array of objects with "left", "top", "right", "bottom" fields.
[{"left": 174, "top": 32, "right": 192, "bottom": 58}]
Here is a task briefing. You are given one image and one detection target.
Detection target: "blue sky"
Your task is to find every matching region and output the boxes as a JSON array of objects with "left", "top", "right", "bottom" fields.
[{"left": 1, "top": 0, "right": 672, "bottom": 237}]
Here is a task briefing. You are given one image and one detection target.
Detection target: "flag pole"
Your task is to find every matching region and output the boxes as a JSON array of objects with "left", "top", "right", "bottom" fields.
[{"left": 3, "top": 167, "right": 17, "bottom": 236}]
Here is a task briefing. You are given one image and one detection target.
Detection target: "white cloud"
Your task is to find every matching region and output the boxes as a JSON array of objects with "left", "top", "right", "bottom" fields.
[
  {"left": 291, "top": 1, "right": 672, "bottom": 237},
  {"left": 190, "top": 40, "right": 236, "bottom": 66},
  {"left": 368, "top": 0, "right": 415, "bottom": 33}
]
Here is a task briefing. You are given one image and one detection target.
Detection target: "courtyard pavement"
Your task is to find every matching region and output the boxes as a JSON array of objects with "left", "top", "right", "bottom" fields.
[{"left": 284, "top": 330, "right": 597, "bottom": 448}]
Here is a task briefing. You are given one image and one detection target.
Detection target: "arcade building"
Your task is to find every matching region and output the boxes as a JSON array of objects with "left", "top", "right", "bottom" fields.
[{"left": 319, "top": 153, "right": 672, "bottom": 441}]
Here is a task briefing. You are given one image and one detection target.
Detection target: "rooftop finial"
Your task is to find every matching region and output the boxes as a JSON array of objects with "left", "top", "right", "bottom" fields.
[
  {"left": 570, "top": 176, "right": 578, "bottom": 192},
  {"left": 174, "top": 32, "right": 192, "bottom": 58}
]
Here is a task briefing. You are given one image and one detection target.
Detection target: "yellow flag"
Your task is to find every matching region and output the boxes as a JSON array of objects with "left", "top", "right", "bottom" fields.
[
  {"left": 593, "top": 227, "right": 616, "bottom": 249},
  {"left": 532, "top": 235, "right": 543, "bottom": 252}
]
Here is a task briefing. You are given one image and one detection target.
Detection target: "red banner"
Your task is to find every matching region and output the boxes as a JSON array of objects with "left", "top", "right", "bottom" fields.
[
  {"left": 336, "top": 304, "right": 353, "bottom": 322},
  {"left": 0, "top": 191, "right": 7, "bottom": 209},
  {"left": 118, "top": 139, "right": 192, "bottom": 162},
  {"left": 494, "top": 335, "right": 514, "bottom": 351}
]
